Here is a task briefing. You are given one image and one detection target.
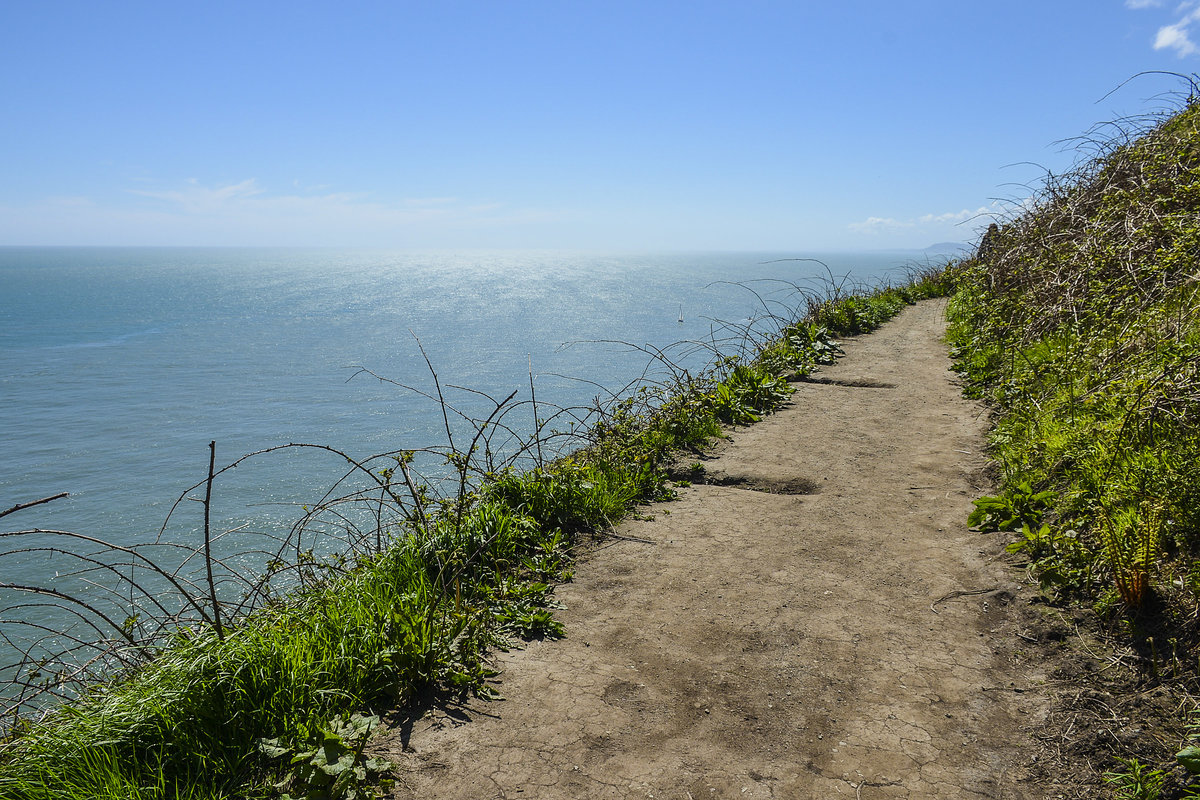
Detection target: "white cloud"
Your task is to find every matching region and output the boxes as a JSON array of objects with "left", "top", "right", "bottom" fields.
[
  {"left": 0, "top": 178, "right": 569, "bottom": 246},
  {"left": 846, "top": 216, "right": 912, "bottom": 235},
  {"left": 130, "top": 178, "right": 266, "bottom": 213},
  {"left": 1145, "top": 2, "right": 1200, "bottom": 56},
  {"left": 918, "top": 206, "right": 995, "bottom": 225},
  {"left": 46, "top": 195, "right": 97, "bottom": 208},
  {"left": 1155, "top": 21, "right": 1199, "bottom": 55},
  {"left": 849, "top": 204, "right": 1000, "bottom": 237},
  {"left": 129, "top": 180, "right": 485, "bottom": 229},
  {"left": 401, "top": 196, "right": 458, "bottom": 207},
  {"left": 1125, "top": 0, "right": 1163, "bottom": 9}
]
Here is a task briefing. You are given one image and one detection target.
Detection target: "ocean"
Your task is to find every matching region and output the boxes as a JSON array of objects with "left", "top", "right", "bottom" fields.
[{"left": 0, "top": 247, "right": 932, "bottom": 683}]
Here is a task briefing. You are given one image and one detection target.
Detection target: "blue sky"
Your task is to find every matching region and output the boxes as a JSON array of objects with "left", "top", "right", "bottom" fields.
[{"left": 3, "top": 1, "right": 1199, "bottom": 251}]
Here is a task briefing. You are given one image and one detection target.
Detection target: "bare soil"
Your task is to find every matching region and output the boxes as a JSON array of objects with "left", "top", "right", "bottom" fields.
[{"left": 375, "top": 300, "right": 1059, "bottom": 799}]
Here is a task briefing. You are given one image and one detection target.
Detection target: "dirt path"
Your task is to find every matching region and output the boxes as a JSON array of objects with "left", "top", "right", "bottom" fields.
[{"left": 378, "top": 300, "right": 1048, "bottom": 799}]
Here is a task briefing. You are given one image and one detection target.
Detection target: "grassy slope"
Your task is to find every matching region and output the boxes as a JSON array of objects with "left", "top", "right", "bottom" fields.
[
  {"left": 947, "top": 97, "right": 1200, "bottom": 794},
  {"left": 0, "top": 274, "right": 952, "bottom": 799}
]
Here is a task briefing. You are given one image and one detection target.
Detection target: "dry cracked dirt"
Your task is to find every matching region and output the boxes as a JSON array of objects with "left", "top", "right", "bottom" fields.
[{"left": 375, "top": 299, "right": 1055, "bottom": 799}]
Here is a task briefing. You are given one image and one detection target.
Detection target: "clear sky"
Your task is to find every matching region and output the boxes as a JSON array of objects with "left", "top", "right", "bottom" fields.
[{"left": 3, "top": 1, "right": 1199, "bottom": 251}]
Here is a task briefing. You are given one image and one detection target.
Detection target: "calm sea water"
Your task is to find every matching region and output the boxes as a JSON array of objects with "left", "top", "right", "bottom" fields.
[{"left": 0, "top": 247, "right": 931, "bottom": 676}]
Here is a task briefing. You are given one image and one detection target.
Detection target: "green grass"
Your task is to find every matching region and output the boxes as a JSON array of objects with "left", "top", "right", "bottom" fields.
[{"left": 0, "top": 270, "right": 955, "bottom": 799}]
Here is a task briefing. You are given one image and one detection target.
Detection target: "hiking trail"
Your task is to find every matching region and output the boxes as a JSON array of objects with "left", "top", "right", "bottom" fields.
[{"left": 376, "top": 299, "right": 1047, "bottom": 799}]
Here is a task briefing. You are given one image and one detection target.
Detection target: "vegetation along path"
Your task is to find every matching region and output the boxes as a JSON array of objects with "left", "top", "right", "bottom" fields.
[{"left": 376, "top": 299, "right": 1047, "bottom": 799}]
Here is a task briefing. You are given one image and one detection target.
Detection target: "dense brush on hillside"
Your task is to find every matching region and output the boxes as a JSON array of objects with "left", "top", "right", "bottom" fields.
[{"left": 948, "top": 88, "right": 1200, "bottom": 791}]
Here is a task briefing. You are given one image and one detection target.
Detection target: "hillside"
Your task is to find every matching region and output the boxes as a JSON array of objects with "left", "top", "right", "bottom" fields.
[{"left": 948, "top": 90, "right": 1200, "bottom": 796}]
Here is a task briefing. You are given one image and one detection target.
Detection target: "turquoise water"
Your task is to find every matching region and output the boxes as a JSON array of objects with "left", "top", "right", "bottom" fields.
[{"left": 0, "top": 246, "right": 930, "bottom": 681}]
